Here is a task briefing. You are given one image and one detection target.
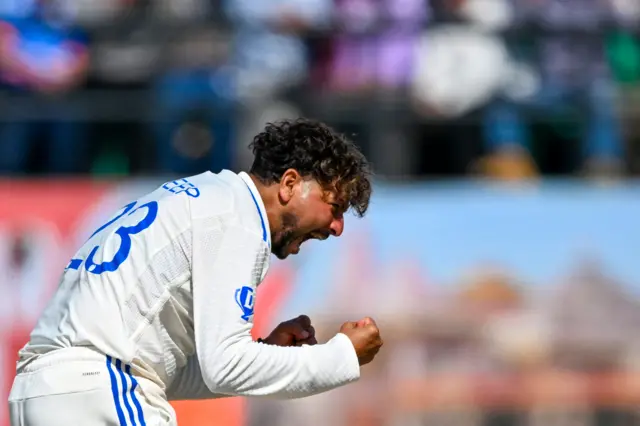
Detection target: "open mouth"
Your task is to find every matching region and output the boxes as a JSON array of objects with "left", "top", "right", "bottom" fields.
[
  {"left": 291, "top": 236, "right": 309, "bottom": 254},
  {"left": 290, "top": 233, "right": 330, "bottom": 255}
]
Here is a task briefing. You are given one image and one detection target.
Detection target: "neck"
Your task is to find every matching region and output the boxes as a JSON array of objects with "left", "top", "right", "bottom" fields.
[{"left": 248, "top": 173, "right": 280, "bottom": 237}]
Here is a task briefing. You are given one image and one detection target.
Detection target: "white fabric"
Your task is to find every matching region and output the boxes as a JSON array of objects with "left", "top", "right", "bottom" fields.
[{"left": 9, "top": 346, "right": 176, "bottom": 425}]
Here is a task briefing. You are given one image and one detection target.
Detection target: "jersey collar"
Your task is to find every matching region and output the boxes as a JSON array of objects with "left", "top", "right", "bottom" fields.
[{"left": 238, "top": 171, "right": 272, "bottom": 249}]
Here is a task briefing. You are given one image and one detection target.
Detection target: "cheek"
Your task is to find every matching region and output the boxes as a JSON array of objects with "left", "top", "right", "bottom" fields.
[
  {"left": 312, "top": 210, "right": 335, "bottom": 231},
  {"left": 296, "top": 199, "right": 333, "bottom": 230}
]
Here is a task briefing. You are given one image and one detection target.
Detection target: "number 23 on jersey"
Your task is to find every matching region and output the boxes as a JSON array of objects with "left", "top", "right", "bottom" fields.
[{"left": 67, "top": 201, "right": 158, "bottom": 275}]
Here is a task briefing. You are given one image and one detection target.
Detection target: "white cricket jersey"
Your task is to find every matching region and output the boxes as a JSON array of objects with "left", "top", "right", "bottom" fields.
[{"left": 18, "top": 170, "right": 360, "bottom": 400}]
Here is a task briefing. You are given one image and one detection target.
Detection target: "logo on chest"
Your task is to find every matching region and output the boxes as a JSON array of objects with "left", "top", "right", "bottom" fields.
[{"left": 235, "top": 286, "right": 255, "bottom": 321}]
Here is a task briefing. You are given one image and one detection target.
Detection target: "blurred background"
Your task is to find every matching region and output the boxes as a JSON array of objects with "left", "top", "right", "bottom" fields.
[{"left": 1, "top": 0, "right": 640, "bottom": 425}]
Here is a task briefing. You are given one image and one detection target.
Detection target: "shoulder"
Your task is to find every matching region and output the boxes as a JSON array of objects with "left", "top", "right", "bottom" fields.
[
  {"left": 176, "top": 171, "right": 237, "bottom": 220},
  {"left": 180, "top": 172, "right": 265, "bottom": 239}
]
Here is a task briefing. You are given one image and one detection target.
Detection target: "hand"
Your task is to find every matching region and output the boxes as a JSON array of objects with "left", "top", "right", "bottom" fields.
[
  {"left": 260, "top": 315, "right": 317, "bottom": 347},
  {"left": 339, "top": 317, "right": 383, "bottom": 366}
]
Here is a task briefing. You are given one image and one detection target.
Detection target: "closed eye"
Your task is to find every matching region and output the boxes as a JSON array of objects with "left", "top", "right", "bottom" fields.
[
  {"left": 331, "top": 203, "right": 345, "bottom": 215},
  {"left": 332, "top": 204, "right": 347, "bottom": 219}
]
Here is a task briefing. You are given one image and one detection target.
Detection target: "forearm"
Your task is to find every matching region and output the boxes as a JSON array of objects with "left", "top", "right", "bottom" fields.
[
  {"left": 169, "top": 333, "right": 359, "bottom": 401},
  {"left": 200, "top": 332, "right": 359, "bottom": 399}
]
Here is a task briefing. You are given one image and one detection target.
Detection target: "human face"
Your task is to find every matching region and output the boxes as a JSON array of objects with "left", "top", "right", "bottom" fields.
[{"left": 271, "top": 177, "right": 345, "bottom": 259}]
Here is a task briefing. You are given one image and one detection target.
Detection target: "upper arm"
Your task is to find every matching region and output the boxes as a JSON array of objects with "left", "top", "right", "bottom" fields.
[{"left": 190, "top": 218, "right": 268, "bottom": 384}]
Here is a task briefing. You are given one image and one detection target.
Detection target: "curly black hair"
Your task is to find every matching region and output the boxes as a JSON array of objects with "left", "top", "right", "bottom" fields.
[{"left": 249, "top": 118, "right": 372, "bottom": 217}]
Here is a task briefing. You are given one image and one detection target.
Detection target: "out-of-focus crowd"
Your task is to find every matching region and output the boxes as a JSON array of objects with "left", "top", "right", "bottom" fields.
[{"left": 0, "top": 0, "right": 639, "bottom": 179}]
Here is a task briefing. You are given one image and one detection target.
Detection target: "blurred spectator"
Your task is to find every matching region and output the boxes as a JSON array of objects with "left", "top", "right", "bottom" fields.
[
  {"left": 151, "top": 0, "right": 233, "bottom": 175},
  {"left": 86, "top": 0, "right": 162, "bottom": 176},
  {"left": 324, "top": 0, "right": 429, "bottom": 93},
  {"left": 152, "top": 0, "right": 331, "bottom": 175},
  {"left": 481, "top": 0, "right": 627, "bottom": 179},
  {"left": 410, "top": 24, "right": 511, "bottom": 119},
  {"left": 0, "top": 0, "right": 89, "bottom": 175},
  {"left": 411, "top": 0, "right": 521, "bottom": 118},
  {"left": 72, "top": 0, "right": 134, "bottom": 25},
  {"left": 608, "top": 31, "right": 640, "bottom": 86},
  {"left": 409, "top": 0, "right": 529, "bottom": 178},
  {"left": 224, "top": 0, "right": 336, "bottom": 172},
  {"left": 224, "top": 0, "right": 333, "bottom": 99}
]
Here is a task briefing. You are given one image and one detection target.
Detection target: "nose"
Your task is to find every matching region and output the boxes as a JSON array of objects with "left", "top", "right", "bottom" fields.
[{"left": 329, "top": 217, "right": 344, "bottom": 237}]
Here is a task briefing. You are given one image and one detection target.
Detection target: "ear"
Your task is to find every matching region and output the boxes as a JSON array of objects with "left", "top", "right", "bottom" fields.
[{"left": 278, "top": 169, "right": 301, "bottom": 205}]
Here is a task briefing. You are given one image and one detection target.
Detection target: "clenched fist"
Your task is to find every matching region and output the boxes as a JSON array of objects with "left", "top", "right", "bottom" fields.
[
  {"left": 260, "top": 315, "right": 317, "bottom": 347},
  {"left": 339, "top": 317, "right": 383, "bottom": 366}
]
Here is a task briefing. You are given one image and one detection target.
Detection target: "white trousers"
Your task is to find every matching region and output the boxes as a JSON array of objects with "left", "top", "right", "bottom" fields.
[{"left": 8, "top": 347, "right": 176, "bottom": 426}]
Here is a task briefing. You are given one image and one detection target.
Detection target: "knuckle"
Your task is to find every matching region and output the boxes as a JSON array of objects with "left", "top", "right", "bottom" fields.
[{"left": 298, "top": 314, "right": 311, "bottom": 323}]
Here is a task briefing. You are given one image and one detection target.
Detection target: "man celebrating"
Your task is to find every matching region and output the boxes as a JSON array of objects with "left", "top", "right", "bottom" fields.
[{"left": 8, "top": 118, "right": 383, "bottom": 426}]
